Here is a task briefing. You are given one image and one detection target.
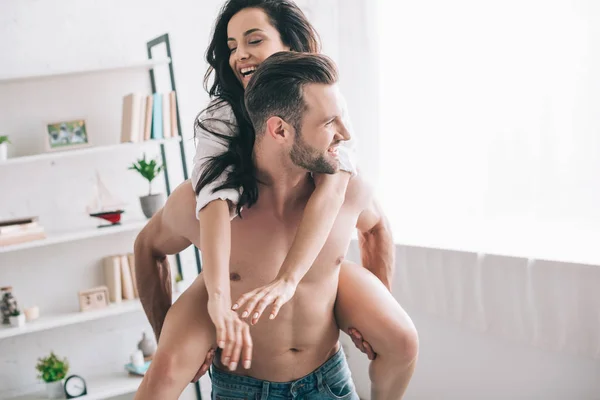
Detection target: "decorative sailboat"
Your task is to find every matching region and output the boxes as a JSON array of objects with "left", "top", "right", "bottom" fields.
[{"left": 87, "top": 172, "right": 127, "bottom": 227}]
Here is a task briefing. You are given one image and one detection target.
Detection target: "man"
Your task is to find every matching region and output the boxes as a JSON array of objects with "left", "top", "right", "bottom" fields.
[{"left": 134, "top": 52, "right": 418, "bottom": 399}]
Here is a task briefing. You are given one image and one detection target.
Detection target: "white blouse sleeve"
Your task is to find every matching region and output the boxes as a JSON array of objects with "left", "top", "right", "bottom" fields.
[{"left": 191, "top": 100, "right": 241, "bottom": 220}]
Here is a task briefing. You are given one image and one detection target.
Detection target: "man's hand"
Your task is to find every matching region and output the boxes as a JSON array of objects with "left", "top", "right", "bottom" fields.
[
  {"left": 207, "top": 296, "right": 253, "bottom": 371},
  {"left": 348, "top": 327, "right": 377, "bottom": 360},
  {"left": 191, "top": 348, "right": 215, "bottom": 383},
  {"left": 232, "top": 278, "right": 297, "bottom": 325}
]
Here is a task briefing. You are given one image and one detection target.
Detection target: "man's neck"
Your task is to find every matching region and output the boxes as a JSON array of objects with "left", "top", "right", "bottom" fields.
[{"left": 253, "top": 150, "right": 313, "bottom": 218}]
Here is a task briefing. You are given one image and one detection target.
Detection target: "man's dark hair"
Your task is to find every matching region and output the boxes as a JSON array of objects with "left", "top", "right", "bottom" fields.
[
  {"left": 244, "top": 51, "right": 339, "bottom": 136},
  {"left": 195, "top": 0, "right": 321, "bottom": 216}
]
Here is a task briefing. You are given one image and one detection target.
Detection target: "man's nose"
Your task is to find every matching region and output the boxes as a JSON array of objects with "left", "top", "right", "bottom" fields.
[{"left": 337, "top": 120, "right": 352, "bottom": 141}]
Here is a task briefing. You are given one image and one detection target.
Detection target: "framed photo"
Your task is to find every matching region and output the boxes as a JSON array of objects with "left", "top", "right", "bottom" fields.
[{"left": 45, "top": 118, "right": 90, "bottom": 151}]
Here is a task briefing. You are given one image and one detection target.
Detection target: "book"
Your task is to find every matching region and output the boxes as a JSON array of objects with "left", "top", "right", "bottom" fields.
[
  {"left": 0, "top": 229, "right": 46, "bottom": 246},
  {"left": 169, "top": 91, "right": 178, "bottom": 138},
  {"left": 127, "top": 253, "right": 139, "bottom": 298},
  {"left": 143, "top": 94, "right": 153, "bottom": 141},
  {"left": 151, "top": 93, "right": 163, "bottom": 139},
  {"left": 120, "top": 254, "right": 135, "bottom": 300},
  {"left": 162, "top": 91, "right": 172, "bottom": 138},
  {"left": 0, "top": 216, "right": 38, "bottom": 227},
  {"left": 103, "top": 255, "right": 122, "bottom": 303},
  {"left": 120, "top": 93, "right": 145, "bottom": 143},
  {"left": 0, "top": 220, "right": 39, "bottom": 236}
]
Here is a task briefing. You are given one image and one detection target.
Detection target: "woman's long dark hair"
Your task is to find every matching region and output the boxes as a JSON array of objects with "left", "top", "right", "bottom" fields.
[{"left": 195, "top": 0, "right": 321, "bottom": 216}]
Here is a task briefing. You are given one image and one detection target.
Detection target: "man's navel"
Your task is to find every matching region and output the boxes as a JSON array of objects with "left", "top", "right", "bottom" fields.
[{"left": 230, "top": 272, "right": 241, "bottom": 282}]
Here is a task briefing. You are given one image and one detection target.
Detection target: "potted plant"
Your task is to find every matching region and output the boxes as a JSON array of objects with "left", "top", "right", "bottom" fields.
[
  {"left": 9, "top": 309, "right": 25, "bottom": 327},
  {"left": 129, "top": 153, "right": 165, "bottom": 218},
  {"left": 0, "top": 135, "right": 10, "bottom": 162},
  {"left": 35, "top": 352, "right": 69, "bottom": 399}
]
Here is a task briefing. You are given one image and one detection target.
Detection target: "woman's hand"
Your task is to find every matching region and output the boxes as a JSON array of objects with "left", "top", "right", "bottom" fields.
[
  {"left": 207, "top": 296, "right": 253, "bottom": 371},
  {"left": 232, "top": 278, "right": 298, "bottom": 325}
]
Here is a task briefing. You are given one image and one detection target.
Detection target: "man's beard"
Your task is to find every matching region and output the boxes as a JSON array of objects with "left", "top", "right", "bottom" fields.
[{"left": 289, "top": 131, "right": 338, "bottom": 174}]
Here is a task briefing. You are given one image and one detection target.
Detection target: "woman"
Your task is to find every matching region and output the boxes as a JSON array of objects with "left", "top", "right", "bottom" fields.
[{"left": 135, "top": 1, "right": 418, "bottom": 399}]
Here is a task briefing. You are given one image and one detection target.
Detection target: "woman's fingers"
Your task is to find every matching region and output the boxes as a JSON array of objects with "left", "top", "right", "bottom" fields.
[
  {"left": 221, "top": 318, "right": 236, "bottom": 365},
  {"left": 216, "top": 318, "right": 226, "bottom": 349},
  {"left": 241, "top": 289, "right": 269, "bottom": 319},
  {"left": 242, "top": 324, "right": 253, "bottom": 369},
  {"left": 232, "top": 289, "right": 259, "bottom": 311},
  {"left": 229, "top": 321, "right": 244, "bottom": 370},
  {"left": 269, "top": 298, "right": 284, "bottom": 320},
  {"left": 250, "top": 295, "right": 275, "bottom": 325}
]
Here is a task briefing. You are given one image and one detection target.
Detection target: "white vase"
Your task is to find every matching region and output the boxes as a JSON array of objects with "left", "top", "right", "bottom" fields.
[
  {"left": 9, "top": 314, "right": 25, "bottom": 327},
  {"left": 45, "top": 380, "right": 65, "bottom": 399},
  {"left": 0, "top": 143, "right": 7, "bottom": 162}
]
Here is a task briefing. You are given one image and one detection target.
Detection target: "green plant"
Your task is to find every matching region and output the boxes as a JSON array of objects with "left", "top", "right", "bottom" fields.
[
  {"left": 35, "top": 352, "right": 69, "bottom": 383},
  {"left": 0, "top": 135, "right": 10, "bottom": 145},
  {"left": 10, "top": 309, "right": 20, "bottom": 317},
  {"left": 128, "top": 153, "right": 163, "bottom": 195}
]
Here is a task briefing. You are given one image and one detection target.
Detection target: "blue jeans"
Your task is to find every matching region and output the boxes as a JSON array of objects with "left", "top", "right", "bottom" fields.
[{"left": 210, "top": 346, "right": 359, "bottom": 399}]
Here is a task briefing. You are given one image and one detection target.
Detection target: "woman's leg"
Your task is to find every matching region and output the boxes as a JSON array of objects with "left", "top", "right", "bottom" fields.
[
  {"left": 134, "top": 274, "right": 216, "bottom": 400},
  {"left": 335, "top": 261, "right": 419, "bottom": 400}
]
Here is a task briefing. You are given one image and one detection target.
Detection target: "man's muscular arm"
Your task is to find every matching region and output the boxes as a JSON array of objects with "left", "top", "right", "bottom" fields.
[
  {"left": 354, "top": 179, "right": 395, "bottom": 291},
  {"left": 134, "top": 182, "right": 198, "bottom": 341}
]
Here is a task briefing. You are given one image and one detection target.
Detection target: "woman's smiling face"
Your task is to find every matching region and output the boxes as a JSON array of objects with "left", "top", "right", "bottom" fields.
[{"left": 227, "top": 7, "right": 291, "bottom": 88}]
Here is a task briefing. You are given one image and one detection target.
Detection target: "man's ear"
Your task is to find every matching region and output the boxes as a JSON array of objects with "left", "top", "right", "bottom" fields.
[{"left": 265, "top": 116, "right": 293, "bottom": 141}]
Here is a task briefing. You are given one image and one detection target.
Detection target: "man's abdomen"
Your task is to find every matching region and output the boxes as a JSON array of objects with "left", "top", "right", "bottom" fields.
[{"left": 218, "top": 278, "right": 340, "bottom": 382}]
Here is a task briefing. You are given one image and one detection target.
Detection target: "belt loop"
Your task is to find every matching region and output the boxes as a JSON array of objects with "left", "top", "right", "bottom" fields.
[
  {"left": 260, "top": 381, "right": 270, "bottom": 400},
  {"left": 316, "top": 369, "right": 325, "bottom": 393}
]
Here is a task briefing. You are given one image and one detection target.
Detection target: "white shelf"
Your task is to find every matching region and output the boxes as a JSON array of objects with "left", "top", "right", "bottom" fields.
[
  {"left": 9, "top": 373, "right": 143, "bottom": 400},
  {"left": 0, "top": 57, "right": 171, "bottom": 84},
  {"left": 0, "top": 220, "right": 148, "bottom": 254},
  {"left": 0, "top": 136, "right": 182, "bottom": 167},
  {"left": 0, "top": 300, "right": 143, "bottom": 339}
]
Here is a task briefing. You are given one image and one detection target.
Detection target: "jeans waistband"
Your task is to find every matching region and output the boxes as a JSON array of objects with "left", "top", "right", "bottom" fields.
[{"left": 210, "top": 344, "right": 346, "bottom": 391}]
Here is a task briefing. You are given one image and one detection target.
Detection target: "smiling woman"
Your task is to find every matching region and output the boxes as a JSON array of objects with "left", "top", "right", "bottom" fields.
[{"left": 377, "top": 0, "right": 600, "bottom": 258}]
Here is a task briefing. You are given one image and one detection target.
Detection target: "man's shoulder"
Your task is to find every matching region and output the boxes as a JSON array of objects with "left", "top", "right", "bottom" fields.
[
  {"left": 159, "top": 180, "right": 198, "bottom": 237},
  {"left": 343, "top": 172, "right": 374, "bottom": 211}
]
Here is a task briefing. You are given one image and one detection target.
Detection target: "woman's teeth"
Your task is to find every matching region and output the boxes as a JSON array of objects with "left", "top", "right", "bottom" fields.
[{"left": 241, "top": 66, "right": 257, "bottom": 76}]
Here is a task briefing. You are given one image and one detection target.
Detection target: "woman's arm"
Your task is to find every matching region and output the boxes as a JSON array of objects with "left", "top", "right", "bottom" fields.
[{"left": 192, "top": 103, "right": 251, "bottom": 370}]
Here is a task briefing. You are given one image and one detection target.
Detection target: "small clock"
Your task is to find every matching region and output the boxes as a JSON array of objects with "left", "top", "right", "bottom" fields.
[{"left": 64, "top": 374, "right": 87, "bottom": 399}]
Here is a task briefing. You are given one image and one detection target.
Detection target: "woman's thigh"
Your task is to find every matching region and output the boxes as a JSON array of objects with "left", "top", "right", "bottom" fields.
[
  {"left": 152, "top": 273, "right": 216, "bottom": 381},
  {"left": 334, "top": 261, "right": 416, "bottom": 355}
]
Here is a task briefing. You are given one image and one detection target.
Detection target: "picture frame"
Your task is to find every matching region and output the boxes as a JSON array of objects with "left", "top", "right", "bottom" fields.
[{"left": 44, "top": 118, "right": 90, "bottom": 152}]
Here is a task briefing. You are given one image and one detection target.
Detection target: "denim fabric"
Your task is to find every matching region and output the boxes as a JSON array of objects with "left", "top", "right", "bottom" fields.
[{"left": 210, "top": 346, "right": 359, "bottom": 399}]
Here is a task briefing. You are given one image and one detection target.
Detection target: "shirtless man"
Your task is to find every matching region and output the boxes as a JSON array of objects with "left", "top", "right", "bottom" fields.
[{"left": 134, "top": 52, "right": 418, "bottom": 399}]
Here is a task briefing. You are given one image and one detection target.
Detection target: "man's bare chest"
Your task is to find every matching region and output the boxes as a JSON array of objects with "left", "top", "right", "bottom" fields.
[{"left": 228, "top": 207, "right": 357, "bottom": 285}]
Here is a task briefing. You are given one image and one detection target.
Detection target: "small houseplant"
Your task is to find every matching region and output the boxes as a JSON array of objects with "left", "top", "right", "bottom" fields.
[
  {"left": 35, "top": 352, "right": 69, "bottom": 399},
  {"left": 129, "top": 153, "right": 165, "bottom": 218},
  {"left": 0, "top": 135, "right": 10, "bottom": 162},
  {"left": 9, "top": 309, "right": 25, "bottom": 328}
]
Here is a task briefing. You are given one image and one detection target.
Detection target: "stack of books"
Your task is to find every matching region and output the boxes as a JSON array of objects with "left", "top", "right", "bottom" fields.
[
  {"left": 103, "top": 253, "right": 139, "bottom": 303},
  {"left": 120, "top": 91, "right": 179, "bottom": 143},
  {"left": 0, "top": 217, "right": 46, "bottom": 247}
]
